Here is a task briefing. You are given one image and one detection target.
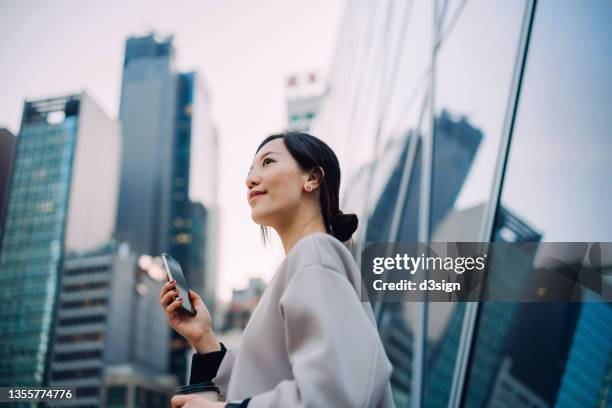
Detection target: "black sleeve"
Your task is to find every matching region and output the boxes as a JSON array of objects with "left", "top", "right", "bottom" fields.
[
  {"left": 225, "top": 398, "right": 251, "bottom": 408},
  {"left": 189, "top": 342, "right": 227, "bottom": 384}
]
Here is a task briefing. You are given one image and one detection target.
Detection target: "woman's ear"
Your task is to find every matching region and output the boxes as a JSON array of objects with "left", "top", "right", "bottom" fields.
[{"left": 306, "top": 166, "right": 325, "bottom": 189}]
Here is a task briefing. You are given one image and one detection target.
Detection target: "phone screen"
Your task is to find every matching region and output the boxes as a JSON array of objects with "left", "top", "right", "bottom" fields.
[{"left": 161, "top": 253, "right": 196, "bottom": 315}]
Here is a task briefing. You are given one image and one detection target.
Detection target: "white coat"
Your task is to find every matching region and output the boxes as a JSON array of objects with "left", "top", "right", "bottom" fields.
[{"left": 214, "top": 232, "right": 395, "bottom": 408}]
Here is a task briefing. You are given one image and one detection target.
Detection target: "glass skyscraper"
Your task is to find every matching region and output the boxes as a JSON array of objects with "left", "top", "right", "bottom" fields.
[
  {"left": 311, "top": 0, "right": 612, "bottom": 406},
  {"left": 0, "top": 93, "right": 120, "bottom": 387},
  {"left": 116, "top": 34, "right": 177, "bottom": 257},
  {"left": 117, "top": 34, "right": 219, "bottom": 384}
]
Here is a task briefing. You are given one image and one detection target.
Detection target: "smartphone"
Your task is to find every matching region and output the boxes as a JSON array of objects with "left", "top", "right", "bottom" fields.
[{"left": 161, "top": 253, "right": 196, "bottom": 316}]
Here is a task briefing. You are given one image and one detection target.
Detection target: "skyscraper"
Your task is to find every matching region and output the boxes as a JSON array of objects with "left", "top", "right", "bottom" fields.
[
  {"left": 116, "top": 33, "right": 219, "bottom": 384},
  {"left": 0, "top": 127, "right": 16, "bottom": 238},
  {"left": 169, "top": 71, "right": 218, "bottom": 300},
  {"left": 0, "top": 92, "right": 120, "bottom": 386},
  {"left": 298, "top": 0, "right": 612, "bottom": 405},
  {"left": 555, "top": 301, "right": 612, "bottom": 407},
  {"left": 168, "top": 70, "right": 219, "bottom": 384},
  {"left": 116, "top": 33, "right": 177, "bottom": 257}
]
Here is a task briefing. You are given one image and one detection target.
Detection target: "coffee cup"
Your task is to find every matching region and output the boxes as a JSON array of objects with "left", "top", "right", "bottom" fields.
[{"left": 176, "top": 381, "right": 220, "bottom": 401}]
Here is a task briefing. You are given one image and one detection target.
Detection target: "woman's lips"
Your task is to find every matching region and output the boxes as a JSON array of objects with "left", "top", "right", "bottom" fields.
[{"left": 249, "top": 191, "right": 266, "bottom": 202}]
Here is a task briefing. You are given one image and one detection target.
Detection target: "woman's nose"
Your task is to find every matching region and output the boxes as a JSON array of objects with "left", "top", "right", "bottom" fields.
[{"left": 246, "top": 173, "right": 261, "bottom": 189}]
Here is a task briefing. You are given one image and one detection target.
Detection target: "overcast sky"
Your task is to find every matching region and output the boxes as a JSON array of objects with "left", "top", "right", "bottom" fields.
[{"left": 0, "top": 0, "right": 346, "bottom": 302}]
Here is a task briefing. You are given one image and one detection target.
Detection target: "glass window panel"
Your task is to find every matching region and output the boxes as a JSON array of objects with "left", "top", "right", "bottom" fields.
[
  {"left": 430, "top": 0, "right": 526, "bottom": 242},
  {"left": 315, "top": 10, "right": 434, "bottom": 406},
  {"left": 465, "top": 1, "right": 612, "bottom": 407},
  {"left": 425, "top": 1, "right": 527, "bottom": 406},
  {"left": 373, "top": 96, "right": 428, "bottom": 407}
]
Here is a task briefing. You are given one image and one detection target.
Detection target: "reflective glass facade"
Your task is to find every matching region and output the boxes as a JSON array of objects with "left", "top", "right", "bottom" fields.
[
  {"left": 0, "top": 96, "right": 80, "bottom": 386},
  {"left": 311, "top": 0, "right": 612, "bottom": 406},
  {"left": 118, "top": 35, "right": 219, "bottom": 384},
  {"left": 116, "top": 34, "right": 177, "bottom": 257}
]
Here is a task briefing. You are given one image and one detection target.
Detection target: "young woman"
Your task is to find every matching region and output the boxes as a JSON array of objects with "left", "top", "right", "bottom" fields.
[{"left": 160, "top": 132, "right": 395, "bottom": 408}]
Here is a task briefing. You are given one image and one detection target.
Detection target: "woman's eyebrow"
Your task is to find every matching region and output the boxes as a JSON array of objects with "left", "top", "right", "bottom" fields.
[{"left": 249, "top": 151, "right": 279, "bottom": 171}]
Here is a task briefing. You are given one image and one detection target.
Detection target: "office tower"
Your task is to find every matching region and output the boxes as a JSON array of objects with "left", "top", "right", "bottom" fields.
[
  {"left": 117, "top": 33, "right": 219, "bottom": 383},
  {"left": 459, "top": 208, "right": 542, "bottom": 407},
  {"left": 0, "top": 93, "right": 120, "bottom": 386},
  {"left": 168, "top": 72, "right": 194, "bottom": 289},
  {"left": 311, "top": 0, "right": 612, "bottom": 405},
  {"left": 186, "top": 201, "right": 206, "bottom": 299},
  {"left": 555, "top": 301, "right": 612, "bottom": 407},
  {"left": 168, "top": 70, "right": 219, "bottom": 383},
  {"left": 181, "top": 71, "right": 219, "bottom": 309},
  {"left": 363, "top": 111, "right": 482, "bottom": 243},
  {"left": 286, "top": 72, "right": 325, "bottom": 132},
  {"left": 101, "top": 366, "right": 175, "bottom": 408},
  {"left": 0, "top": 128, "right": 16, "bottom": 237},
  {"left": 48, "top": 241, "right": 173, "bottom": 407},
  {"left": 116, "top": 33, "right": 177, "bottom": 257},
  {"left": 117, "top": 34, "right": 219, "bottom": 303},
  {"left": 169, "top": 71, "right": 219, "bottom": 303}
]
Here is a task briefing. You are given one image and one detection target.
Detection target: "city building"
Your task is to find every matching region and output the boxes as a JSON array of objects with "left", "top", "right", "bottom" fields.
[
  {"left": 116, "top": 33, "right": 219, "bottom": 384},
  {"left": 48, "top": 241, "right": 172, "bottom": 407},
  {"left": 0, "top": 127, "right": 16, "bottom": 238},
  {"left": 221, "top": 278, "right": 266, "bottom": 332},
  {"left": 101, "top": 364, "right": 176, "bottom": 408},
  {"left": 310, "top": 0, "right": 612, "bottom": 406},
  {"left": 0, "top": 93, "right": 120, "bottom": 386},
  {"left": 169, "top": 71, "right": 219, "bottom": 306},
  {"left": 116, "top": 33, "right": 177, "bottom": 257},
  {"left": 555, "top": 300, "right": 612, "bottom": 407},
  {"left": 286, "top": 72, "right": 325, "bottom": 132}
]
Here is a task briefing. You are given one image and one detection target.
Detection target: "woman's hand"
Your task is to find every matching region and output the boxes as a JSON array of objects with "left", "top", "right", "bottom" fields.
[
  {"left": 171, "top": 394, "right": 225, "bottom": 408},
  {"left": 160, "top": 279, "right": 221, "bottom": 353}
]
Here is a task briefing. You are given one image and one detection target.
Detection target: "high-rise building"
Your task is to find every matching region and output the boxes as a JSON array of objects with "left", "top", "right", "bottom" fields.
[
  {"left": 168, "top": 71, "right": 219, "bottom": 384},
  {"left": 117, "top": 33, "right": 219, "bottom": 384},
  {"left": 186, "top": 201, "right": 206, "bottom": 299},
  {"left": 47, "top": 241, "right": 173, "bottom": 407},
  {"left": 116, "top": 33, "right": 177, "bottom": 257},
  {"left": 310, "top": 1, "right": 612, "bottom": 405},
  {"left": 0, "top": 127, "right": 16, "bottom": 238},
  {"left": 286, "top": 72, "right": 325, "bottom": 132},
  {"left": 555, "top": 301, "right": 612, "bottom": 407},
  {"left": 169, "top": 71, "right": 219, "bottom": 303},
  {"left": 181, "top": 72, "right": 219, "bottom": 309},
  {"left": 0, "top": 93, "right": 120, "bottom": 386}
]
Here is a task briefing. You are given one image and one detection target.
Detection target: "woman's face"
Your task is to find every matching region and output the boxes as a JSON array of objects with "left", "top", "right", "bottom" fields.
[{"left": 245, "top": 138, "right": 307, "bottom": 227}]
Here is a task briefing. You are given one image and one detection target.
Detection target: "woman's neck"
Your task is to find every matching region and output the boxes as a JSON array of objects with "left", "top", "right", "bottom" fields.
[{"left": 276, "top": 207, "right": 327, "bottom": 255}]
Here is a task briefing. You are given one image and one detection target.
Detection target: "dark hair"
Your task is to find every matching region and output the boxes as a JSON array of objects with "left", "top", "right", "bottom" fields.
[{"left": 254, "top": 131, "right": 358, "bottom": 245}]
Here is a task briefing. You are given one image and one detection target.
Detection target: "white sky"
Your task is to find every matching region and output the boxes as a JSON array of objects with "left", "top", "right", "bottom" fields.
[{"left": 0, "top": 0, "right": 346, "bottom": 302}]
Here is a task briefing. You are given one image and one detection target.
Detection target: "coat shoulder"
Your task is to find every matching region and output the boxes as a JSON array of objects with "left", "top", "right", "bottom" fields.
[{"left": 285, "top": 233, "right": 355, "bottom": 281}]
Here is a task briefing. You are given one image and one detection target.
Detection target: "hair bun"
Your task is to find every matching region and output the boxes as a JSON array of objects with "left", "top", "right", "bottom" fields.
[{"left": 332, "top": 211, "right": 358, "bottom": 242}]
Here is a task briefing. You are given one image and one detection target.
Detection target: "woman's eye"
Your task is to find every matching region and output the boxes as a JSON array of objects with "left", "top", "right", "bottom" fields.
[{"left": 263, "top": 158, "right": 273, "bottom": 166}]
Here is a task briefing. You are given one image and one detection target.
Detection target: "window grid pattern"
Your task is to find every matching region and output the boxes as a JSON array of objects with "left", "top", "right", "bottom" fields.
[{"left": 0, "top": 116, "right": 78, "bottom": 386}]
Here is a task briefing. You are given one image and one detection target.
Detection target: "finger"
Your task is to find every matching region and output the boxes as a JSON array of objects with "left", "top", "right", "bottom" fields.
[
  {"left": 166, "top": 298, "right": 184, "bottom": 313},
  {"left": 171, "top": 394, "right": 188, "bottom": 408},
  {"left": 188, "top": 290, "right": 206, "bottom": 311},
  {"left": 160, "top": 289, "right": 179, "bottom": 308},
  {"left": 160, "top": 280, "right": 176, "bottom": 298},
  {"left": 188, "top": 290, "right": 203, "bottom": 305}
]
